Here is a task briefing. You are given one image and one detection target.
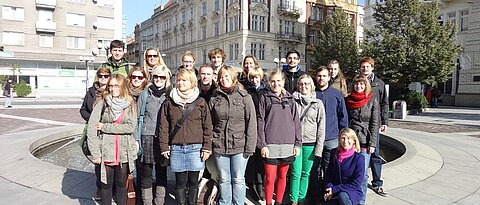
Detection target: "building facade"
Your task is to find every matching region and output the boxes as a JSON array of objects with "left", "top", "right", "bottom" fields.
[
  {"left": 131, "top": 0, "right": 307, "bottom": 75},
  {"left": 0, "top": 0, "right": 122, "bottom": 97}
]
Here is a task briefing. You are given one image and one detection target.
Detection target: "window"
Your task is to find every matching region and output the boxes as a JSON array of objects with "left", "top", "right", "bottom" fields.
[
  {"left": 251, "top": 43, "right": 257, "bottom": 57},
  {"left": 67, "top": 0, "right": 85, "bottom": 4},
  {"left": 67, "top": 36, "right": 85, "bottom": 49},
  {"left": 259, "top": 16, "right": 265, "bottom": 32},
  {"left": 38, "top": 10, "right": 53, "bottom": 22},
  {"left": 182, "top": 33, "right": 186, "bottom": 44},
  {"left": 190, "top": 8, "right": 194, "bottom": 20},
  {"left": 311, "top": 7, "right": 322, "bottom": 21},
  {"left": 214, "top": 22, "right": 220, "bottom": 36},
  {"left": 252, "top": 0, "right": 266, "bottom": 3},
  {"left": 66, "top": 13, "right": 85, "bottom": 27},
  {"left": 182, "top": 11, "right": 186, "bottom": 24},
  {"left": 229, "top": 0, "right": 239, "bottom": 4},
  {"left": 202, "top": 2, "right": 207, "bottom": 16},
  {"left": 96, "top": 17, "right": 114, "bottom": 30},
  {"left": 175, "top": 14, "right": 178, "bottom": 26},
  {"left": 3, "top": 32, "right": 25, "bottom": 45},
  {"left": 438, "top": 15, "right": 444, "bottom": 25},
  {"left": 2, "top": 6, "right": 24, "bottom": 21},
  {"left": 190, "top": 29, "right": 194, "bottom": 42},
  {"left": 228, "top": 16, "right": 239, "bottom": 32},
  {"left": 460, "top": 10, "right": 469, "bottom": 31},
  {"left": 202, "top": 26, "right": 207, "bottom": 39},
  {"left": 447, "top": 12, "right": 456, "bottom": 24},
  {"left": 252, "top": 15, "right": 258, "bottom": 31},
  {"left": 259, "top": 44, "right": 265, "bottom": 60},
  {"left": 142, "top": 42, "right": 147, "bottom": 51},
  {"left": 215, "top": 0, "right": 220, "bottom": 11},
  {"left": 234, "top": 43, "right": 239, "bottom": 60},
  {"left": 39, "top": 34, "right": 54, "bottom": 47},
  {"left": 229, "top": 44, "right": 234, "bottom": 60},
  {"left": 203, "top": 49, "right": 207, "bottom": 64}
]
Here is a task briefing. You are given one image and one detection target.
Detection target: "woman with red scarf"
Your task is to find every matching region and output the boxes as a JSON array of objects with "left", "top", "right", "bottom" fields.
[{"left": 345, "top": 76, "right": 379, "bottom": 205}]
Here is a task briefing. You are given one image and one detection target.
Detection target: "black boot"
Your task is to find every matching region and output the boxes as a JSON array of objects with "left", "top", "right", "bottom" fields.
[
  {"left": 187, "top": 187, "right": 199, "bottom": 205},
  {"left": 256, "top": 183, "right": 265, "bottom": 201},
  {"left": 175, "top": 188, "right": 187, "bottom": 205}
]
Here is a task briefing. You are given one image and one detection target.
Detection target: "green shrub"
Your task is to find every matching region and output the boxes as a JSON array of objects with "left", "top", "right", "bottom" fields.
[
  {"left": 402, "top": 90, "right": 428, "bottom": 110},
  {"left": 14, "top": 81, "right": 32, "bottom": 97}
]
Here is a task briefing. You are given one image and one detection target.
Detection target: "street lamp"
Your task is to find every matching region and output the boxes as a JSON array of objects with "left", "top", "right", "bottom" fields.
[
  {"left": 79, "top": 56, "right": 95, "bottom": 92},
  {"left": 97, "top": 42, "right": 110, "bottom": 60}
]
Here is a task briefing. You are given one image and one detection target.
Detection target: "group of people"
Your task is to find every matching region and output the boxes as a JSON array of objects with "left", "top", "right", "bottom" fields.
[{"left": 79, "top": 40, "right": 390, "bottom": 205}]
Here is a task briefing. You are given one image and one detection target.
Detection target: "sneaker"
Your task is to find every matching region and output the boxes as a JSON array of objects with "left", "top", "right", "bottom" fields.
[
  {"left": 372, "top": 186, "right": 389, "bottom": 197},
  {"left": 94, "top": 189, "right": 101, "bottom": 201}
]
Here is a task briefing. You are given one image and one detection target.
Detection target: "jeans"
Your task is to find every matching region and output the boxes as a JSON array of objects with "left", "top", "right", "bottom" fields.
[
  {"left": 325, "top": 191, "right": 352, "bottom": 205},
  {"left": 214, "top": 152, "right": 249, "bottom": 205},
  {"left": 290, "top": 145, "right": 315, "bottom": 203},
  {"left": 370, "top": 133, "right": 383, "bottom": 187},
  {"left": 4, "top": 95, "right": 12, "bottom": 107},
  {"left": 359, "top": 149, "right": 371, "bottom": 204}
]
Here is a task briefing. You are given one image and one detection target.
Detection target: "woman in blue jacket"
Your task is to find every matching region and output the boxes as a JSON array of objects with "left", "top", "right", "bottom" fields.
[{"left": 324, "top": 128, "right": 365, "bottom": 205}]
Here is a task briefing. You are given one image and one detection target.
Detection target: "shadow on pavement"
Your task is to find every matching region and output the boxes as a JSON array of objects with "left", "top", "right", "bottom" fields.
[{"left": 62, "top": 168, "right": 97, "bottom": 205}]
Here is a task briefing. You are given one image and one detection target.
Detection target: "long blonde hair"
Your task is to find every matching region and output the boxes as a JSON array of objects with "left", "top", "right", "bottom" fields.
[{"left": 143, "top": 48, "right": 166, "bottom": 71}]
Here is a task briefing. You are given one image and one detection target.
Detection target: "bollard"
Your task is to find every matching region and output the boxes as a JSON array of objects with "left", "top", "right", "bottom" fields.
[{"left": 393, "top": 100, "right": 407, "bottom": 119}]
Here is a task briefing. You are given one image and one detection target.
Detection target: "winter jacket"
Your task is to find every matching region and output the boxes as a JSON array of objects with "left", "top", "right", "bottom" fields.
[
  {"left": 100, "top": 57, "right": 133, "bottom": 78},
  {"left": 347, "top": 96, "right": 380, "bottom": 148},
  {"left": 135, "top": 85, "right": 168, "bottom": 137},
  {"left": 330, "top": 76, "right": 348, "bottom": 97},
  {"left": 210, "top": 85, "right": 257, "bottom": 155},
  {"left": 159, "top": 97, "right": 213, "bottom": 153},
  {"left": 316, "top": 87, "right": 349, "bottom": 141},
  {"left": 368, "top": 73, "right": 389, "bottom": 126},
  {"left": 87, "top": 100, "right": 138, "bottom": 183},
  {"left": 325, "top": 150, "right": 365, "bottom": 205},
  {"left": 282, "top": 65, "right": 306, "bottom": 94},
  {"left": 245, "top": 81, "right": 269, "bottom": 116},
  {"left": 257, "top": 90, "right": 302, "bottom": 158},
  {"left": 198, "top": 80, "right": 217, "bottom": 103},
  {"left": 293, "top": 92, "right": 326, "bottom": 157},
  {"left": 80, "top": 85, "right": 97, "bottom": 122}
]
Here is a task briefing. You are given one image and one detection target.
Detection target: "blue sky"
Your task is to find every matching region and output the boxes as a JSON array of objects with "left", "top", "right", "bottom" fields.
[{"left": 124, "top": 0, "right": 365, "bottom": 37}]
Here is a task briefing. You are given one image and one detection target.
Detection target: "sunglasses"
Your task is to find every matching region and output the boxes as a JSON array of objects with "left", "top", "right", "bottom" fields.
[
  {"left": 98, "top": 74, "right": 110, "bottom": 79},
  {"left": 130, "top": 75, "right": 145, "bottom": 80},
  {"left": 153, "top": 75, "right": 167, "bottom": 80},
  {"left": 147, "top": 54, "right": 159, "bottom": 58}
]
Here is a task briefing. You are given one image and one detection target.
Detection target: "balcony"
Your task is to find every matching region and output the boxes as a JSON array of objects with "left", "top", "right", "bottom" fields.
[
  {"left": 275, "top": 32, "right": 303, "bottom": 43},
  {"left": 36, "top": 21, "right": 57, "bottom": 33},
  {"left": 36, "top": 0, "right": 56, "bottom": 9},
  {"left": 278, "top": 5, "right": 302, "bottom": 18}
]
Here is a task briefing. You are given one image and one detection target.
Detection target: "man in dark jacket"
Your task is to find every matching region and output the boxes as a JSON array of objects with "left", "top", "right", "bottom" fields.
[
  {"left": 198, "top": 65, "right": 216, "bottom": 102},
  {"left": 359, "top": 57, "right": 389, "bottom": 197},
  {"left": 99, "top": 40, "right": 133, "bottom": 78},
  {"left": 282, "top": 50, "right": 306, "bottom": 94},
  {"left": 307, "top": 66, "right": 348, "bottom": 203}
]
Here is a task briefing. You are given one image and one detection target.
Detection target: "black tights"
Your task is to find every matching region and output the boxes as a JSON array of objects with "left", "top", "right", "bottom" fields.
[
  {"left": 138, "top": 161, "right": 168, "bottom": 189},
  {"left": 101, "top": 163, "right": 129, "bottom": 205},
  {"left": 175, "top": 171, "right": 199, "bottom": 190}
]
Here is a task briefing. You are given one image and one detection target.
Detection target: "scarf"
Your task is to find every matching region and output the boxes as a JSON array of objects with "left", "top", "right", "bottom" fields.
[
  {"left": 149, "top": 83, "right": 165, "bottom": 98},
  {"left": 105, "top": 94, "right": 130, "bottom": 120},
  {"left": 345, "top": 92, "right": 372, "bottom": 109},
  {"left": 338, "top": 146, "right": 355, "bottom": 163},
  {"left": 130, "top": 86, "right": 142, "bottom": 98},
  {"left": 170, "top": 87, "right": 199, "bottom": 108},
  {"left": 221, "top": 86, "right": 233, "bottom": 94}
]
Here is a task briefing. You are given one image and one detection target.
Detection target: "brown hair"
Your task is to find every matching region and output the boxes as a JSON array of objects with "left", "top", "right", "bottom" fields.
[
  {"left": 127, "top": 66, "right": 148, "bottom": 89},
  {"left": 217, "top": 66, "right": 240, "bottom": 89},
  {"left": 349, "top": 76, "right": 372, "bottom": 96},
  {"left": 248, "top": 67, "right": 264, "bottom": 80},
  {"left": 97, "top": 74, "right": 136, "bottom": 111},
  {"left": 359, "top": 57, "right": 375, "bottom": 68},
  {"left": 96, "top": 67, "right": 111, "bottom": 76},
  {"left": 208, "top": 48, "right": 225, "bottom": 61},
  {"left": 182, "top": 51, "right": 196, "bottom": 62}
]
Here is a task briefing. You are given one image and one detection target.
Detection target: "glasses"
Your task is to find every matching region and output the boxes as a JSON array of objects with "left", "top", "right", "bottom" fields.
[
  {"left": 182, "top": 61, "right": 194, "bottom": 64},
  {"left": 108, "top": 84, "right": 120, "bottom": 89},
  {"left": 299, "top": 82, "right": 311, "bottom": 86},
  {"left": 153, "top": 75, "right": 167, "bottom": 80},
  {"left": 147, "top": 55, "right": 159, "bottom": 58},
  {"left": 130, "top": 75, "right": 145, "bottom": 80},
  {"left": 98, "top": 74, "right": 110, "bottom": 79}
]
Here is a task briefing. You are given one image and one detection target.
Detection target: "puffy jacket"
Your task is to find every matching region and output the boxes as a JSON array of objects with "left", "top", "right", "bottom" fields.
[
  {"left": 101, "top": 57, "right": 133, "bottom": 77},
  {"left": 368, "top": 74, "right": 389, "bottom": 126},
  {"left": 347, "top": 96, "right": 380, "bottom": 148},
  {"left": 210, "top": 85, "right": 257, "bottom": 155},
  {"left": 293, "top": 91, "right": 326, "bottom": 157},
  {"left": 80, "top": 83, "right": 98, "bottom": 122}
]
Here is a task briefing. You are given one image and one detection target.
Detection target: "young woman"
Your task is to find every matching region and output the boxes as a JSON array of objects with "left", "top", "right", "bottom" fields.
[
  {"left": 87, "top": 74, "right": 138, "bottom": 205},
  {"left": 127, "top": 66, "right": 148, "bottom": 101},
  {"left": 159, "top": 68, "right": 212, "bottom": 205},
  {"left": 143, "top": 48, "right": 166, "bottom": 79},
  {"left": 135, "top": 66, "right": 172, "bottom": 205},
  {"left": 328, "top": 60, "right": 348, "bottom": 97},
  {"left": 290, "top": 74, "right": 326, "bottom": 205},
  {"left": 324, "top": 128, "right": 365, "bottom": 205},
  {"left": 345, "top": 76, "right": 380, "bottom": 204},
  {"left": 239, "top": 55, "right": 259, "bottom": 87},
  {"left": 79, "top": 67, "right": 111, "bottom": 201},
  {"left": 210, "top": 66, "right": 257, "bottom": 205},
  {"left": 257, "top": 69, "right": 302, "bottom": 205},
  {"left": 244, "top": 67, "right": 269, "bottom": 201}
]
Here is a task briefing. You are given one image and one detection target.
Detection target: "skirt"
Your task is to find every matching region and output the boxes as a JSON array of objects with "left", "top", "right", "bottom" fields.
[
  {"left": 170, "top": 144, "right": 204, "bottom": 172},
  {"left": 140, "top": 135, "right": 161, "bottom": 164}
]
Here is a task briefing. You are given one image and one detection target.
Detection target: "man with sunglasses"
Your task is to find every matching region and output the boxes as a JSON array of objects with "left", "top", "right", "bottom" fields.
[{"left": 99, "top": 40, "right": 133, "bottom": 79}]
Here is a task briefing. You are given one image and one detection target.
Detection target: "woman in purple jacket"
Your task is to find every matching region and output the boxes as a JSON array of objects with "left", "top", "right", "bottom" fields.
[{"left": 324, "top": 128, "right": 365, "bottom": 205}]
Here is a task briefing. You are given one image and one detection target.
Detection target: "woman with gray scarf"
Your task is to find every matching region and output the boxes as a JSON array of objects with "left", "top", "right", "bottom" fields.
[{"left": 87, "top": 74, "right": 138, "bottom": 205}]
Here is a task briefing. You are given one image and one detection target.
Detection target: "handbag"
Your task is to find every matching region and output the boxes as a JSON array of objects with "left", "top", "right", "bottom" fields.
[
  {"left": 161, "top": 97, "right": 201, "bottom": 167},
  {"left": 126, "top": 173, "right": 136, "bottom": 205},
  {"left": 81, "top": 104, "right": 106, "bottom": 161},
  {"left": 3, "top": 89, "right": 8, "bottom": 96}
]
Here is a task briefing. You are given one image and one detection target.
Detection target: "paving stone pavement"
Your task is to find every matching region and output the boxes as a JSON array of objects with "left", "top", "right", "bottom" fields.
[{"left": 0, "top": 105, "right": 479, "bottom": 205}]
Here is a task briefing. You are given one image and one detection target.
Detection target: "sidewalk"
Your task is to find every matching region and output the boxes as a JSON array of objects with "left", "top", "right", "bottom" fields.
[{"left": 0, "top": 106, "right": 479, "bottom": 204}]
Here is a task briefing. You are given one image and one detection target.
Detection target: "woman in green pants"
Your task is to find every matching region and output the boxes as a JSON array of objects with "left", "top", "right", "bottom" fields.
[{"left": 290, "top": 74, "right": 326, "bottom": 204}]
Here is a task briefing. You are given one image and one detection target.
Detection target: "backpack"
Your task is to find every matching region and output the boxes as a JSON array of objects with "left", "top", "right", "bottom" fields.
[
  {"left": 197, "top": 178, "right": 219, "bottom": 205},
  {"left": 264, "top": 95, "right": 295, "bottom": 118}
]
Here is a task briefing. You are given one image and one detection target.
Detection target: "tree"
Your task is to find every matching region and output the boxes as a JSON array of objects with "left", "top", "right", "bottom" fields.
[
  {"left": 363, "top": 0, "right": 460, "bottom": 86},
  {"left": 312, "top": 9, "right": 359, "bottom": 78}
]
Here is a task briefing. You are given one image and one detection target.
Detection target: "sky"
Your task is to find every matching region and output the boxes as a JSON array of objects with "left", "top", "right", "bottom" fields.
[{"left": 124, "top": 0, "right": 365, "bottom": 37}]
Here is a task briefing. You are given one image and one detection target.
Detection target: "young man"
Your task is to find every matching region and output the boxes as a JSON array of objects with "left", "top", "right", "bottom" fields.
[
  {"left": 208, "top": 48, "right": 225, "bottom": 80},
  {"left": 3, "top": 78, "right": 13, "bottom": 108},
  {"left": 359, "top": 57, "right": 389, "bottom": 197},
  {"left": 101, "top": 40, "right": 133, "bottom": 77},
  {"left": 308, "top": 66, "right": 348, "bottom": 204},
  {"left": 198, "top": 65, "right": 216, "bottom": 102},
  {"left": 282, "top": 50, "right": 306, "bottom": 94}
]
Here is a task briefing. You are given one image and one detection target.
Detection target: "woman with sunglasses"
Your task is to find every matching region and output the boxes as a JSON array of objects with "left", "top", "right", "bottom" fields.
[
  {"left": 135, "top": 66, "right": 172, "bottom": 205},
  {"left": 87, "top": 74, "right": 138, "bottom": 205},
  {"left": 80, "top": 67, "right": 112, "bottom": 201},
  {"left": 127, "top": 66, "right": 149, "bottom": 101},
  {"left": 143, "top": 48, "right": 166, "bottom": 79}
]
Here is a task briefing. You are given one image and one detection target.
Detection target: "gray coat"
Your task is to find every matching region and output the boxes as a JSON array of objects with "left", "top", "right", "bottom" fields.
[
  {"left": 347, "top": 96, "right": 380, "bottom": 148},
  {"left": 293, "top": 92, "right": 326, "bottom": 157},
  {"left": 210, "top": 85, "right": 257, "bottom": 155},
  {"left": 135, "top": 86, "right": 167, "bottom": 137}
]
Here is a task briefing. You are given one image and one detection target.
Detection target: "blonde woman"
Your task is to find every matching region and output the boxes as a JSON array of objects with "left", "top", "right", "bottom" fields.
[
  {"left": 87, "top": 74, "right": 138, "bottom": 205},
  {"left": 143, "top": 48, "right": 166, "bottom": 78},
  {"left": 324, "top": 128, "right": 365, "bottom": 205},
  {"left": 328, "top": 60, "right": 347, "bottom": 97}
]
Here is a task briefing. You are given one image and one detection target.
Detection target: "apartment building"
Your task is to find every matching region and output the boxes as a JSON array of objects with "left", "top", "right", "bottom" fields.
[
  {"left": 0, "top": 0, "right": 122, "bottom": 97},
  {"left": 132, "top": 0, "right": 307, "bottom": 75}
]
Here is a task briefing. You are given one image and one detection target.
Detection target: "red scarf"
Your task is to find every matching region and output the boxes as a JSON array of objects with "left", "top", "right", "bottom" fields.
[{"left": 346, "top": 92, "right": 372, "bottom": 109}]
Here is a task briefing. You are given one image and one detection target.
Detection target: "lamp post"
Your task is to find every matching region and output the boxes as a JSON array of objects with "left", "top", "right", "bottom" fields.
[
  {"left": 97, "top": 42, "right": 110, "bottom": 60},
  {"left": 79, "top": 56, "right": 95, "bottom": 92}
]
